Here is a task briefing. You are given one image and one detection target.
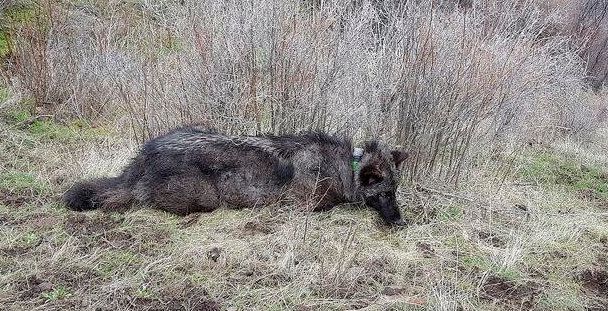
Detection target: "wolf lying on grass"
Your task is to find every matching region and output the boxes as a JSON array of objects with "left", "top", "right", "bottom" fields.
[{"left": 64, "top": 127, "right": 409, "bottom": 226}]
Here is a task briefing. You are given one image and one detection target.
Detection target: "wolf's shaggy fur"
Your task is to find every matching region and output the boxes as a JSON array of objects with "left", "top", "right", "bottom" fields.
[{"left": 64, "top": 127, "right": 408, "bottom": 225}]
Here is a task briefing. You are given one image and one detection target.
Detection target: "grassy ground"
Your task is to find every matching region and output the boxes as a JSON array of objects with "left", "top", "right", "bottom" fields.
[{"left": 1, "top": 101, "right": 608, "bottom": 310}]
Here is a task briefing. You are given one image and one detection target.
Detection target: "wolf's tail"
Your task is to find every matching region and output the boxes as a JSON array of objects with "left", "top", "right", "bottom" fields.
[{"left": 63, "top": 177, "right": 133, "bottom": 211}]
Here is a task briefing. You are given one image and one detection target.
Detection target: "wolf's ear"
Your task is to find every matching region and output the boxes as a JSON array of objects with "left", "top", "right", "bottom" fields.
[
  {"left": 391, "top": 148, "right": 409, "bottom": 170},
  {"left": 360, "top": 164, "right": 383, "bottom": 186}
]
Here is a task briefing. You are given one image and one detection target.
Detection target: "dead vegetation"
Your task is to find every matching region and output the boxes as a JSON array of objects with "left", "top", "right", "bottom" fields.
[
  {"left": 1, "top": 0, "right": 608, "bottom": 310},
  {"left": 1, "top": 0, "right": 607, "bottom": 183}
]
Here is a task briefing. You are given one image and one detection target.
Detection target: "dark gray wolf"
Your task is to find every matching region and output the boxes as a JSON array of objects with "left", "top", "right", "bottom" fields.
[{"left": 63, "top": 127, "right": 409, "bottom": 226}]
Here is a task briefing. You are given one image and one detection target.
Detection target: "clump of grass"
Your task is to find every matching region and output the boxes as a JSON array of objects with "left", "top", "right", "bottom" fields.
[
  {"left": 41, "top": 286, "right": 72, "bottom": 302},
  {"left": 460, "top": 254, "right": 493, "bottom": 272},
  {"left": 6, "top": 109, "right": 31, "bottom": 124},
  {"left": 3, "top": 3, "right": 39, "bottom": 24},
  {"left": 3, "top": 98, "right": 34, "bottom": 120},
  {"left": 97, "top": 250, "right": 141, "bottom": 278},
  {"left": 134, "top": 285, "right": 156, "bottom": 299},
  {"left": 0, "top": 31, "right": 9, "bottom": 59},
  {"left": 459, "top": 252, "right": 523, "bottom": 282},
  {"left": 29, "top": 119, "right": 78, "bottom": 139},
  {"left": 0, "top": 84, "right": 8, "bottom": 102},
  {"left": 519, "top": 151, "right": 608, "bottom": 200},
  {"left": 3, "top": 103, "right": 110, "bottom": 141},
  {"left": 539, "top": 283, "right": 585, "bottom": 311},
  {"left": 0, "top": 171, "right": 49, "bottom": 195},
  {"left": 438, "top": 204, "right": 464, "bottom": 222},
  {"left": 21, "top": 231, "right": 41, "bottom": 247}
]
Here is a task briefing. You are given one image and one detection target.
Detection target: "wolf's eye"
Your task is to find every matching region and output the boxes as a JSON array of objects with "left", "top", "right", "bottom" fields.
[
  {"left": 360, "top": 165, "right": 384, "bottom": 186},
  {"left": 361, "top": 173, "right": 383, "bottom": 186}
]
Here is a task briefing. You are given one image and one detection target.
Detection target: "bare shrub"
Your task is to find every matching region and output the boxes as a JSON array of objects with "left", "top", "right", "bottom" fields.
[
  {"left": 2, "top": 1, "right": 53, "bottom": 112},
  {"left": 569, "top": 0, "right": 608, "bottom": 90},
  {"left": 3, "top": 0, "right": 605, "bottom": 183}
]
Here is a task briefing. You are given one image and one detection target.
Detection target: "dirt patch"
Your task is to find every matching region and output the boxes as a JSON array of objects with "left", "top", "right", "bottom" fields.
[
  {"left": 578, "top": 268, "right": 608, "bottom": 311},
  {"left": 24, "top": 213, "right": 60, "bottom": 230},
  {"left": 0, "top": 245, "right": 32, "bottom": 257},
  {"left": 99, "top": 282, "right": 221, "bottom": 311},
  {"left": 179, "top": 213, "right": 201, "bottom": 228},
  {"left": 314, "top": 255, "right": 396, "bottom": 301},
  {"left": 577, "top": 188, "right": 608, "bottom": 206},
  {"left": 100, "top": 230, "right": 136, "bottom": 249},
  {"left": 415, "top": 242, "right": 436, "bottom": 258},
  {"left": 578, "top": 268, "right": 608, "bottom": 298},
  {"left": 0, "top": 189, "right": 31, "bottom": 207},
  {"left": 0, "top": 212, "right": 26, "bottom": 226},
  {"left": 17, "top": 275, "right": 54, "bottom": 300},
  {"left": 363, "top": 256, "right": 396, "bottom": 285},
  {"left": 154, "top": 284, "right": 220, "bottom": 311},
  {"left": 16, "top": 266, "right": 101, "bottom": 301},
  {"left": 47, "top": 268, "right": 100, "bottom": 288},
  {"left": 240, "top": 219, "right": 274, "bottom": 236},
  {"left": 64, "top": 213, "right": 171, "bottom": 254},
  {"left": 134, "top": 227, "right": 173, "bottom": 254},
  {"left": 478, "top": 231, "right": 506, "bottom": 248},
  {"left": 0, "top": 212, "right": 58, "bottom": 232},
  {"left": 381, "top": 286, "right": 407, "bottom": 296},
  {"left": 481, "top": 275, "right": 543, "bottom": 308},
  {"left": 131, "top": 299, "right": 220, "bottom": 311},
  {"left": 64, "top": 213, "right": 121, "bottom": 237}
]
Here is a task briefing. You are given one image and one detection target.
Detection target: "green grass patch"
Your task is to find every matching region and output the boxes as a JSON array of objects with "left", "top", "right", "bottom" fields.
[
  {"left": 4, "top": 4, "right": 39, "bottom": 24},
  {"left": 0, "top": 2, "right": 44, "bottom": 55},
  {"left": 0, "top": 31, "right": 9, "bottom": 59},
  {"left": 519, "top": 151, "right": 608, "bottom": 201},
  {"left": 538, "top": 277, "right": 586, "bottom": 310},
  {"left": 134, "top": 286, "right": 156, "bottom": 299},
  {"left": 495, "top": 267, "right": 522, "bottom": 281},
  {"left": 0, "top": 171, "right": 49, "bottom": 194},
  {"left": 41, "top": 286, "right": 72, "bottom": 301},
  {"left": 438, "top": 204, "right": 464, "bottom": 221},
  {"left": 6, "top": 108, "right": 31, "bottom": 123},
  {"left": 0, "top": 2, "right": 51, "bottom": 61},
  {"left": 188, "top": 272, "right": 210, "bottom": 285},
  {"left": 29, "top": 119, "right": 80, "bottom": 140},
  {"left": 158, "top": 35, "right": 183, "bottom": 57},
  {"left": 459, "top": 252, "right": 524, "bottom": 282},
  {"left": 22, "top": 231, "right": 41, "bottom": 247},
  {"left": 4, "top": 104, "right": 111, "bottom": 141},
  {"left": 4, "top": 99, "right": 34, "bottom": 122},
  {"left": 97, "top": 250, "right": 141, "bottom": 277},
  {"left": 0, "top": 85, "right": 9, "bottom": 103},
  {"left": 460, "top": 254, "right": 493, "bottom": 271}
]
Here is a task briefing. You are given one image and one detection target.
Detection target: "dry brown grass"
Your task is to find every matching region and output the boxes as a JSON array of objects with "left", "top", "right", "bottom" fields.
[{"left": 1, "top": 97, "right": 608, "bottom": 310}]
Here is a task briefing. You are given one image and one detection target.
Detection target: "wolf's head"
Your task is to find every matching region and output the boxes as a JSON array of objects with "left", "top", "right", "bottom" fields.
[{"left": 356, "top": 142, "right": 408, "bottom": 226}]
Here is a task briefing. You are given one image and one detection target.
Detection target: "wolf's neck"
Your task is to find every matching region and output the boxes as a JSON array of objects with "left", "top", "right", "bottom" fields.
[{"left": 344, "top": 147, "right": 363, "bottom": 202}]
